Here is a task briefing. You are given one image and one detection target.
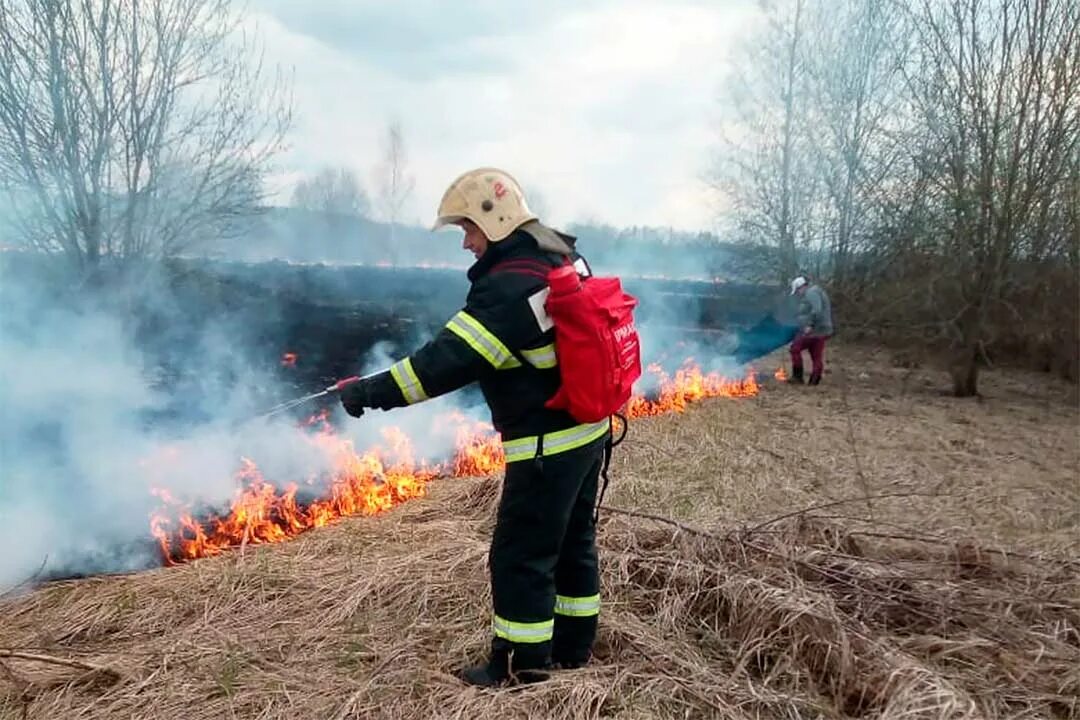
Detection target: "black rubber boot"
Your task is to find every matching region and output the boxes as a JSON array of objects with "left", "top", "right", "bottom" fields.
[
  {"left": 460, "top": 644, "right": 550, "bottom": 687},
  {"left": 789, "top": 366, "right": 805, "bottom": 384},
  {"left": 460, "top": 663, "right": 506, "bottom": 688},
  {"left": 460, "top": 662, "right": 550, "bottom": 687},
  {"left": 808, "top": 371, "right": 821, "bottom": 386},
  {"left": 551, "top": 614, "right": 596, "bottom": 670},
  {"left": 460, "top": 645, "right": 509, "bottom": 687},
  {"left": 550, "top": 645, "right": 590, "bottom": 670}
]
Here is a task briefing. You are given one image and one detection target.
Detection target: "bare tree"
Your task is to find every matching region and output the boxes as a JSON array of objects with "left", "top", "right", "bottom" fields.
[
  {"left": 0, "top": 0, "right": 290, "bottom": 277},
  {"left": 714, "top": 0, "right": 1080, "bottom": 391},
  {"left": 291, "top": 166, "right": 370, "bottom": 218},
  {"left": 904, "top": 0, "right": 1080, "bottom": 395},
  {"left": 373, "top": 120, "right": 415, "bottom": 264},
  {"left": 713, "top": 0, "right": 817, "bottom": 281},
  {"left": 801, "top": 0, "right": 912, "bottom": 287}
]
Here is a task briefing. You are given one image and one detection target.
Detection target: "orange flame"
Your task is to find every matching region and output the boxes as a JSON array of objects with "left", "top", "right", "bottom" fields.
[
  {"left": 149, "top": 361, "right": 760, "bottom": 564},
  {"left": 150, "top": 426, "right": 439, "bottom": 563},
  {"left": 625, "top": 361, "right": 759, "bottom": 417},
  {"left": 774, "top": 367, "right": 788, "bottom": 382}
]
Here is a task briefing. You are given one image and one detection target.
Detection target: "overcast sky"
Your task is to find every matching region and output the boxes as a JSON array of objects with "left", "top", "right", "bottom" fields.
[{"left": 248, "top": 0, "right": 761, "bottom": 233}]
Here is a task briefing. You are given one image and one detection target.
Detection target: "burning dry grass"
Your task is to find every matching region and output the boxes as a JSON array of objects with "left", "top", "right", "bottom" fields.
[
  {"left": 149, "top": 363, "right": 760, "bottom": 564},
  {"left": 1, "top": 344, "right": 1078, "bottom": 719}
]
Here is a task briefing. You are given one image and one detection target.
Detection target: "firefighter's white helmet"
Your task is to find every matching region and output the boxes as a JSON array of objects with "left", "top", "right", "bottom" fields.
[{"left": 432, "top": 167, "right": 536, "bottom": 243}]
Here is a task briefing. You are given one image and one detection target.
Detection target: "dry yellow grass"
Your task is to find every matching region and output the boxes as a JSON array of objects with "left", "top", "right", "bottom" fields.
[
  {"left": 1, "top": 343, "right": 1077, "bottom": 719},
  {"left": 612, "top": 343, "right": 1079, "bottom": 553}
]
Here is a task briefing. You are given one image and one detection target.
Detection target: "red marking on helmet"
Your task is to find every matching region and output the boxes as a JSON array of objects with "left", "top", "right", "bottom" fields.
[{"left": 493, "top": 181, "right": 507, "bottom": 199}]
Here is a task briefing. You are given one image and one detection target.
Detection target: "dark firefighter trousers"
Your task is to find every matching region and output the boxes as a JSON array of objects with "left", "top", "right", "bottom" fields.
[{"left": 488, "top": 434, "right": 607, "bottom": 670}]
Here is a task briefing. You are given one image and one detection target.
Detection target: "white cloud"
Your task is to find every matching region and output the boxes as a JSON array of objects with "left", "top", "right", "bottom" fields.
[{"left": 251, "top": 1, "right": 758, "bottom": 232}]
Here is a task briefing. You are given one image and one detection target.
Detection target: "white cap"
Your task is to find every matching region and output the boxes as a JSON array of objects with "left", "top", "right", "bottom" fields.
[{"left": 790, "top": 276, "right": 808, "bottom": 295}]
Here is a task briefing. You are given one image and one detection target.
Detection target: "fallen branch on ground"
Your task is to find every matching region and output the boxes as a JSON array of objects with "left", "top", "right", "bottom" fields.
[
  {"left": 746, "top": 492, "right": 953, "bottom": 534},
  {"left": 599, "top": 505, "right": 716, "bottom": 537},
  {"left": 0, "top": 650, "right": 121, "bottom": 682}
]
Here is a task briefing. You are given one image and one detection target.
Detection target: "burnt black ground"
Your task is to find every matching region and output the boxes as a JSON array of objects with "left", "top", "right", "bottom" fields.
[
  {"left": 0, "top": 254, "right": 799, "bottom": 581},
  {"left": 133, "top": 259, "right": 794, "bottom": 422},
  {"left": 1, "top": 253, "right": 797, "bottom": 428}
]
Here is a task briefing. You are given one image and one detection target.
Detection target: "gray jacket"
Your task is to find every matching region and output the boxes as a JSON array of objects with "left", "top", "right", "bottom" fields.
[{"left": 798, "top": 284, "right": 834, "bottom": 337}]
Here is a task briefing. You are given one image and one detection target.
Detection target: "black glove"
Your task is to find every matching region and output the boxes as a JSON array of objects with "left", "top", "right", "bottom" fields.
[{"left": 339, "top": 380, "right": 373, "bottom": 418}]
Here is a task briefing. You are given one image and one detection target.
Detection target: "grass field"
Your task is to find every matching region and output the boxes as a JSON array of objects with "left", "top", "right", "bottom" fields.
[{"left": 2, "top": 343, "right": 1077, "bottom": 719}]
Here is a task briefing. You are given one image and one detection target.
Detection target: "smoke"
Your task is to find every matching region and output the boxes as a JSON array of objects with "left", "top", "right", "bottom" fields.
[
  {"left": 0, "top": 219, "right": 792, "bottom": 590},
  {"left": 613, "top": 278, "right": 784, "bottom": 387},
  {"left": 1, "top": 292, "right": 166, "bottom": 583},
  {"left": 0, "top": 256, "right": 485, "bottom": 590},
  {"left": 544, "top": 222, "right": 798, "bottom": 382},
  {"left": 338, "top": 338, "right": 490, "bottom": 462}
]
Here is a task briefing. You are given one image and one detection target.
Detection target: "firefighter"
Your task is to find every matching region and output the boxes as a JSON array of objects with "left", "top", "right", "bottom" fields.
[
  {"left": 789, "top": 275, "right": 834, "bottom": 385},
  {"left": 338, "top": 168, "right": 609, "bottom": 687}
]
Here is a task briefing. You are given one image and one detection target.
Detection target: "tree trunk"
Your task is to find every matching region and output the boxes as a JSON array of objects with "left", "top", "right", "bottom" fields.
[
  {"left": 949, "top": 343, "right": 979, "bottom": 397},
  {"left": 949, "top": 302, "right": 984, "bottom": 397}
]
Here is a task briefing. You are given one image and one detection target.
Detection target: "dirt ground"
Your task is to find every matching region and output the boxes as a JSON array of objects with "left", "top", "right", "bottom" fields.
[
  {"left": 611, "top": 343, "right": 1079, "bottom": 553},
  {"left": 1, "top": 342, "right": 1077, "bottom": 719}
]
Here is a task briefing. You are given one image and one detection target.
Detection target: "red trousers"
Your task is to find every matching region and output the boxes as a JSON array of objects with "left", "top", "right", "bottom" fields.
[{"left": 790, "top": 334, "right": 828, "bottom": 379}]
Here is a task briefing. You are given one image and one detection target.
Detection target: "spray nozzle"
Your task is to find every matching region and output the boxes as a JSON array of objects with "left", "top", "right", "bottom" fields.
[{"left": 329, "top": 376, "right": 361, "bottom": 392}]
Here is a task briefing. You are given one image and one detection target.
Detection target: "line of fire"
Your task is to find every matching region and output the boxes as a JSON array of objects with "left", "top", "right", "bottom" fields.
[{"left": 149, "top": 357, "right": 783, "bottom": 566}]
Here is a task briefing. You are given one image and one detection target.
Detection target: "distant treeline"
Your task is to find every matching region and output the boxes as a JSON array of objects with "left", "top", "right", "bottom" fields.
[{"left": 198, "top": 209, "right": 750, "bottom": 281}]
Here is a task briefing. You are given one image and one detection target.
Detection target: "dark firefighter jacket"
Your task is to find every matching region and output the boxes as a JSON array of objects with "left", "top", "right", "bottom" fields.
[{"left": 363, "top": 226, "right": 610, "bottom": 458}]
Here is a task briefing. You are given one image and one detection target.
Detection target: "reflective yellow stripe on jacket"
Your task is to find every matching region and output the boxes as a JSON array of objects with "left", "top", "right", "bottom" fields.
[
  {"left": 520, "top": 343, "right": 557, "bottom": 369},
  {"left": 554, "top": 593, "right": 600, "bottom": 618},
  {"left": 389, "top": 357, "right": 428, "bottom": 405},
  {"left": 502, "top": 419, "right": 610, "bottom": 464},
  {"left": 445, "top": 311, "right": 515, "bottom": 369},
  {"left": 444, "top": 311, "right": 557, "bottom": 372},
  {"left": 500, "top": 356, "right": 523, "bottom": 369},
  {"left": 492, "top": 615, "right": 553, "bottom": 644}
]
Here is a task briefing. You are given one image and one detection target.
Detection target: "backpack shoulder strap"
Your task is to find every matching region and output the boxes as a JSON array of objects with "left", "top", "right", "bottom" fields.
[
  {"left": 489, "top": 258, "right": 552, "bottom": 280},
  {"left": 486, "top": 257, "right": 556, "bottom": 370}
]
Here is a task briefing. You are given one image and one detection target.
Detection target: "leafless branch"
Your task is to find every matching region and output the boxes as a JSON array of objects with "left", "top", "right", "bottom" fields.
[
  {"left": 0, "top": 649, "right": 121, "bottom": 682},
  {"left": 0, "top": 0, "right": 292, "bottom": 275}
]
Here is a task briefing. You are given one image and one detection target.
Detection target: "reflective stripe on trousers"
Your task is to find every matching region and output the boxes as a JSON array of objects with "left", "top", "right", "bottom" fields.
[
  {"left": 389, "top": 357, "right": 428, "bottom": 405},
  {"left": 554, "top": 593, "right": 600, "bottom": 618},
  {"left": 492, "top": 615, "right": 554, "bottom": 644},
  {"left": 492, "top": 593, "right": 599, "bottom": 642},
  {"left": 502, "top": 419, "right": 611, "bottom": 464}
]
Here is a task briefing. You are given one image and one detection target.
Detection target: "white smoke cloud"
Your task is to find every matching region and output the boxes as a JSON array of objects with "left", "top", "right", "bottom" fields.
[
  {"left": 0, "top": 230, "right": 784, "bottom": 591},
  {"left": 0, "top": 292, "right": 180, "bottom": 585},
  {"left": 335, "top": 338, "right": 493, "bottom": 464},
  {"left": 0, "top": 261, "right": 490, "bottom": 590}
]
